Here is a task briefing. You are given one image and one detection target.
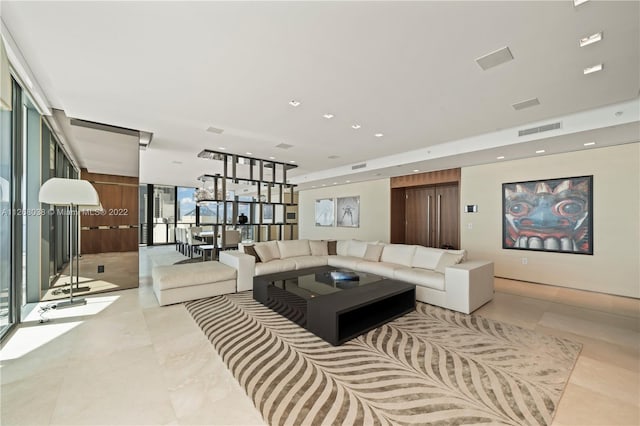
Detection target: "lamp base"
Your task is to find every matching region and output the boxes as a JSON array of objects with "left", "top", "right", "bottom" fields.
[
  {"left": 62, "top": 286, "right": 91, "bottom": 294},
  {"left": 55, "top": 298, "right": 87, "bottom": 309}
]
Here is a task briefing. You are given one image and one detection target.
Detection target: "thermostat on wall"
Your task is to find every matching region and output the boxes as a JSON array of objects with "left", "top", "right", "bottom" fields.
[{"left": 465, "top": 205, "right": 478, "bottom": 213}]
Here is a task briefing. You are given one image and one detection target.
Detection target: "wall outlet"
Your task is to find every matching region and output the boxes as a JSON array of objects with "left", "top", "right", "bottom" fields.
[
  {"left": 467, "top": 223, "right": 473, "bottom": 229},
  {"left": 98, "top": 265, "right": 105, "bottom": 273},
  {"left": 521, "top": 258, "right": 528, "bottom": 265}
]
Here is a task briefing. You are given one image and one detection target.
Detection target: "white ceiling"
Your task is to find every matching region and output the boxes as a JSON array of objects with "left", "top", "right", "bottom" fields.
[
  {"left": 2, "top": 1, "right": 639, "bottom": 188},
  {"left": 51, "top": 109, "right": 140, "bottom": 177}
]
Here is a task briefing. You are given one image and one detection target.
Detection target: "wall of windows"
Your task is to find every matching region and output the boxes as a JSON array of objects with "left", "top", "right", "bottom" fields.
[
  {"left": 139, "top": 184, "right": 198, "bottom": 245},
  {"left": 0, "top": 77, "right": 77, "bottom": 340},
  {"left": 0, "top": 79, "right": 14, "bottom": 337}
]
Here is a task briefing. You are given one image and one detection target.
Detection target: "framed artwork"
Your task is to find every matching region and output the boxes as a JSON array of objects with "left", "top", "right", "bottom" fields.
[
  {"left": 336, "top": 196, "right": 360, "bottom": 228},
  {"left": 315, "top": 198, "right": 334, "bottom": 227},
  {"left": 502, "top": 175, "right": 593, "bottom": 255}
]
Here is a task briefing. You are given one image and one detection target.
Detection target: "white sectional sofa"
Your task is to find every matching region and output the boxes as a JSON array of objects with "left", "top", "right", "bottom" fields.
[{"left": 219, "top": 239, "right": 494, "bottom": 314}]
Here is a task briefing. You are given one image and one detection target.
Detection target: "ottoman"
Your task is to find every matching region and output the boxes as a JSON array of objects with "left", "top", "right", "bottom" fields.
[{"left": 152, "top": 261, "right": 237, "bottom": 306}]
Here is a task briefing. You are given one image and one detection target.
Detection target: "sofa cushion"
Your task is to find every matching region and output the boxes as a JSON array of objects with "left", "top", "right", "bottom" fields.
[
  {"left": 380, "top": 244, "right": 417, "bottom": 267},
  {"left": 291, "top": 255, "right": 328, "bottom": 270},
  {"left": 362, "top": 244, "right": 383, "bottom": 262},
  {"left": 356, "top": 261, "right": 404, "bottom": 278},
  {"left": 346, "top": 239, "right": 369, "bottom": 258},
  {"left": 434, "top": 252, "right": 465, "bottom": 273},
  {"left": 394, "top": 267, "right": 445, "bottom": 291},
  {"left": 411, "top": 246, "right": 444, "bottom": 270},
  {"left": 336, "top": 240, "right": 350, "bottom": 256},
  {"left": 327, "top": 240, "right": 337, "bottom": 255},
  {"left": 446, "top": 249, "right": 467, "bottom": 262},
  {"left": 309, "top": 240, "right": 329, "bottom": 256},
  {"left": 327, "top": 255, "right": 362, "bottom": 270},
  {"left": 254, "top": 258, "right": 297, "bottom": 276},
  {"left": 253, "top": 241, "right": 281, "bottom": 263},
  {"left": 243, "top": 245, "right": 261, "bottom": 263},
  {"left": 277, "top": 239, "right": 311, "bottom": 259}
]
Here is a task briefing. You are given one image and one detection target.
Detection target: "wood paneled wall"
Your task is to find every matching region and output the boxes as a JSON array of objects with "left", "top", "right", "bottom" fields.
[
  {"left": 390, "top": 188, "right": 406, "bottom": 243},
  {"left": 80, "top": 170, "right": 139, "bottom": 254},
  {"left": 391, "top": 167, "right": 460, "bottom": 188}
]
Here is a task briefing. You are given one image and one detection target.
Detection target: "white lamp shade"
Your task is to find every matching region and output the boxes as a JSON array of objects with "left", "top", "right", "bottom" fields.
[{"left": 39, "top": 178, "right": 100, "bottom": 206}]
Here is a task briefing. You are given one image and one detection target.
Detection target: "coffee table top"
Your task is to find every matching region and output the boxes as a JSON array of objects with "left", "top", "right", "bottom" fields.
[{"left": 265, "top": 267, "right": 385, "bottom": 300}]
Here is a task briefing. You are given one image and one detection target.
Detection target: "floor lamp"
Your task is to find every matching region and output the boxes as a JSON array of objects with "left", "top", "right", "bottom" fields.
[
  {"left": 39, "top": 178, "right": 101, "bottom": 309},
  {"left": 69, "top": 202, "right": 104, "bottom": 294}
]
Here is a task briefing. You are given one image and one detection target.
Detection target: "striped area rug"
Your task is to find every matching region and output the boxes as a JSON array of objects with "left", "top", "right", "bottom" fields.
[{"left": 185, "top": 292, "right": 581, "bottom": 426}]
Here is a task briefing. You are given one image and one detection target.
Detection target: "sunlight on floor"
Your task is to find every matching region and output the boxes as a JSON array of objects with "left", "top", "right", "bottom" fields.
[
  {"left": 0, "top": 321, "right": 82, "bottom": 361},
  {"left": 0, "top": 295, "right": 120, "bottom": 360}
]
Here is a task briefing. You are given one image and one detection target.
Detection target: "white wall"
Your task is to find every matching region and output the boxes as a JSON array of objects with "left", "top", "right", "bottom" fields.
[
  {"left": 299, "top": 179, "right": 390, "bottom": 242},
  {"left": 460, "top": 143, "right": 639, "bottom": 298}
]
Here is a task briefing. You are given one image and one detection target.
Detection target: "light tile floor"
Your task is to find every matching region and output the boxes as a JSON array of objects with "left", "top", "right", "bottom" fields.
[{"left": 1, "top": 245, "right": 638, "bottom": 425}]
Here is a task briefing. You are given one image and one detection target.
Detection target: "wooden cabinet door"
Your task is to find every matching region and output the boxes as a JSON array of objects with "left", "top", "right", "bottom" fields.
[{"left": 435, "top": 184, "right": 459, "bottom": 249}]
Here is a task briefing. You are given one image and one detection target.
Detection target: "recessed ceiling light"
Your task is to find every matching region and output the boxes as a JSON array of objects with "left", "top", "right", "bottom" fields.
[
  {"left": 246, "top": 152, "right": 253, "bottom": 155},
  {"left": 573, "top": 0, "right": 590, "bottom": 6},
  {"left": 322, "top": 184, "right": 326, "bottom": 187},
  {"left": 323, "top": 113, "right": 335, "bottom": 119},
  {"left": 583, "top": 63, "right": 603, "bottom": 75},
  {"left": 413, "top": 169, "right": 419, "bottom": 173},
  {"left": 333, "top": 182, "right": 338, "bottom": 185},
  {"left": 268, "top": 156, "right": 275, "bottom": 160},
  {"left": 496, "top": 156, "right": 505, "bottom": 160},
  {"left": 311, "top": 186, "right": 316, "bottom": 188},
  {"left": 584, "top": 142, "right": 596, "bottom": 146},
  {"left": 345, "top": 180, "right": 351, "bottom": 183},
  {"left": 374, "top": 133, "right": 384, "bottom": 138},
  {"left": 289, "top": 160, "right": 296, "bottom": 163},
  {"left": 289, "top": 100, "right": 301, "bottom": 107},
  {"left": 351, "top": 124, "right": 361, "bottom": 129},
  {"left": 579, "top": 32, "right": 603, "bottom": 47},
  {"left": 219, "top": 146, "right": 226, "bottom": 150},
  {"left": 536, "top": 149, "right": 546, "bottom": 154}
]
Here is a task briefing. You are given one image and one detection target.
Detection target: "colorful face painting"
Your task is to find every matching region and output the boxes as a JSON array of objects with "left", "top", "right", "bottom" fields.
[{"left": 502, "top": 176, "right": 593, "bottom": 254}]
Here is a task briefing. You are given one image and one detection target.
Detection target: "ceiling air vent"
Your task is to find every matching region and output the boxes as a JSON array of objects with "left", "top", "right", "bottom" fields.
[
  {"left": 475, "top": 46, "right": 514, "bottom": 70},
  {"left": 518, "top": 122, "right": 562, "bottom": 137},
  {"left": 352, "top": 163, "right": 367, "bottom": 170},
  {"left": 206, "top": 126, "right": 224, "bottom": 134},
  {"left": 276, "top": 143, "right": 293, "bottom": 149},
  {"left": 512, "top": 98, "right": 541, "bottom": 110}
]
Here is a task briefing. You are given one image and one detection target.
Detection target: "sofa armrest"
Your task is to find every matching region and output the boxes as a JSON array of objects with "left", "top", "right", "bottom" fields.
[
  {"left": 444, "top": 260, "right": 494, "bottom": 314},
  {"left": 219, "top": 251, "right": 255, "bottom": 292}
]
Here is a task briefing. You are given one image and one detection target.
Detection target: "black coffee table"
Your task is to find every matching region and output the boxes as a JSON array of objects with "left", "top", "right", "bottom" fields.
[{"left": 253, "top": 266, "right": 415, "bottom": 345}]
